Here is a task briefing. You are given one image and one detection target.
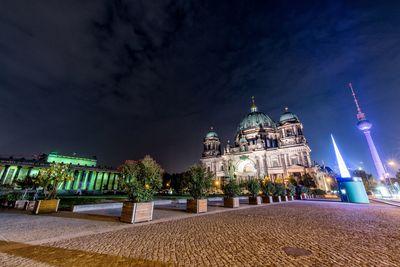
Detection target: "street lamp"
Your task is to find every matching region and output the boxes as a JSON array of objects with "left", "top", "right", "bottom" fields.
[{"left": 385, "top": 160, "right": 397, "bottom": 185}]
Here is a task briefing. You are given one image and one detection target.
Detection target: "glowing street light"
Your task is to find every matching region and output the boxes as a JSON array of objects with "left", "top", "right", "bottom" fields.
[{"left": 387, "top": 160, "right": 396, "bottom": 167}]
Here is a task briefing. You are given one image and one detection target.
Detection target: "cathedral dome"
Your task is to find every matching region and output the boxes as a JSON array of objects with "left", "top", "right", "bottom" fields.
[
  {"left": 238, "top": 97, "right": 275, "bottom": 131},
  {"left": 205, "top": 127, "right": 219, "bottom": 138},
  {"left": 279, "top": 107, "right": 299, "bottom": 124}
]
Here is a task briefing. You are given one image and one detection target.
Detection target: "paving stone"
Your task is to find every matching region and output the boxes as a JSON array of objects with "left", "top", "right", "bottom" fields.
[{"left": 1, "top": 201, "right": 400, "bottom": 266}]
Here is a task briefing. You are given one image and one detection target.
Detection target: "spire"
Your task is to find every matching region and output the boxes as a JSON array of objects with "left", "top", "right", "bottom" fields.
[
  {"left": 349, "top": 82, "right": 366, "bottom": 121},
  {"left": 331, "top": 134, "right": 351, "bottom": 178},
  {"left": 250, "top": 96, "right": 258, "bottom": 112}
]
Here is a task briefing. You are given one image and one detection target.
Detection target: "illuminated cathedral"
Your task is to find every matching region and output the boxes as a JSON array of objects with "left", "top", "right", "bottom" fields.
[{"left": 200, "top": 98, "right": 313, "bottom": 184}]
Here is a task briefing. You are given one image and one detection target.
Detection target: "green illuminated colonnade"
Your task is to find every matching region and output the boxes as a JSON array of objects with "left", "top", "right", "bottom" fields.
[{"left": 0, "top": 152, "right": 120, "bottom": 192}]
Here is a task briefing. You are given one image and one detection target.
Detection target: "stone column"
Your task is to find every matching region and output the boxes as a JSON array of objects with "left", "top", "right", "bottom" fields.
[
  {"left": 263, "top": 155, "right": 268, "bottom": 177},
  {"left": 73, "top": 171, "right": 82, "bottom": 190},
  {"left": 99, "top": 172, "right": 105, "bottom": 191},
  {"left": 80, "top": 171, "right": 89, "bottom": 190},
  {"left": 65, "top": 171, "right": 74, "bottom": 190},
  {"left": 0, "top": 165, "right": 10, "bottom": 184}
]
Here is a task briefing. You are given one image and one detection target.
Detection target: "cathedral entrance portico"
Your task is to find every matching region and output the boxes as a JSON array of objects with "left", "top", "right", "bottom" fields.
[{"left": 235, "top": 158, "right": 257, "bottom": 182}]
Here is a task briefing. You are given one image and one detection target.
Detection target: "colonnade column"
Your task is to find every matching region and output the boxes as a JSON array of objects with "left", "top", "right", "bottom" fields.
[{"left": 80, "top": 171, "right": 89, "bottom": 190}]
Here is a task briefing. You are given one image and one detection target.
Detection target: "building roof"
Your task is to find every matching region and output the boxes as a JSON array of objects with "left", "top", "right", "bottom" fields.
[{"left": 279, "top": 107, "right": 299, "bottom": 124}]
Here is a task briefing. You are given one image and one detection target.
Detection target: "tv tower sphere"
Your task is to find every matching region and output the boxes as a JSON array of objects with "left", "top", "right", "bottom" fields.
[{"left": 357, "top": 119, "right": 372, "bottom": 131}]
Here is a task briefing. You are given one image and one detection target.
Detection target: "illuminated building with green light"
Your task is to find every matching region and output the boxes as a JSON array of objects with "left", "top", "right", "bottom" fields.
[{"left": 0, "top": 152, "right": 120, "bottom": 192}]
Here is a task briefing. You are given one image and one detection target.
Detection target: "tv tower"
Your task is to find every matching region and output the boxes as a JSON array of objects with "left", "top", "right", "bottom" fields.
[{"left": 349, "top": 83, "right": 386, "bottom": 180}]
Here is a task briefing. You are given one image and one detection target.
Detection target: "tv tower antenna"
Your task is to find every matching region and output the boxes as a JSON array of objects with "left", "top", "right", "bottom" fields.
[{"left": 349, "top": 82, "right": 366, "bottom": 121}]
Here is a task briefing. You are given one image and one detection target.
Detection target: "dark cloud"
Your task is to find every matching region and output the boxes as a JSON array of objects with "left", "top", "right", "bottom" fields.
[{"left": 0, "top": 0, "right": 399, "bottom": 175}]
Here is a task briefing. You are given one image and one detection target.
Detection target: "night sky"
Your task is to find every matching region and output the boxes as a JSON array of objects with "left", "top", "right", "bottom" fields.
[{"left": 1, "top": 1, "right": 400, "bottom": 175}]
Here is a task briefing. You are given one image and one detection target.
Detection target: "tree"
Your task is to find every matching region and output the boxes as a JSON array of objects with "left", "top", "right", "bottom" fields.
[
  {"left": 32, "top": 163, "right": 74, "bottom": 199},
  {"left": 223, "top": 179, "right": 241, "bottom": 197},
  {"left": 299, "top": 173, "right": 316, "bottom": 188},
  {"left": 187, "top": 165, "right": 213, "bottom": 199},
  {"left": 274, "top": 183, "right": 286, "bottom": 196},
  {"left": 353, "top": 170, "right": 377, "bottom": 192},
  {"left": 118, "top": 155, "right": 163, "bottom": 202},
  {"left": 170, "top": 172, "right": 190, "bottom": 194},
  {"left": 288, "top": 176, "right": 297, "bottom": 186},
  {"left": 247, "top": 179, "right": 261, "bottom": 197},
  {"left": 286, "top": 183, "right": 296, "bottom": 196},
  {"left": 261, "top": 181, "right": 276, "bottom": 196}
]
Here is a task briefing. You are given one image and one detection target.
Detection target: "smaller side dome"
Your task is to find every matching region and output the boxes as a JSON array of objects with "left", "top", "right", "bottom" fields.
[
  {"left": 280, "top": 107, "right": 299, "bottom": 124},
  {"left": 205, "top": 127, "right": 219, "bottom": 138}
]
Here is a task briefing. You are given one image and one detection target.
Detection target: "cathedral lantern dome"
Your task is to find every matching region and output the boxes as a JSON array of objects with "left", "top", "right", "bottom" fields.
[
  {"left": 205, "top": 127, "right": 219, "bottom": 139},
  {"left": 237, "top": 97, "right": 275, "bottom": 132},
  {"left": 279, "top": 107, "right": 299, "bottom": 124},
  {"left": 202, "top": 127, "right": 221, "bottom": 157}
]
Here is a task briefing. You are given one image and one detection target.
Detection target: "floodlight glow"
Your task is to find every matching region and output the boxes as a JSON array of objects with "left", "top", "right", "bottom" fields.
[
  {"left": 331, "top": 135, "right": 351, "bottom": 178},
  {"left": 378, "top": 186, "right": 391, "bottom": 198}
]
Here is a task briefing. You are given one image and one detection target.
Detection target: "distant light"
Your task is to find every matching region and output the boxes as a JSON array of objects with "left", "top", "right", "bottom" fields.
[
  {"left": 340, "top": 189, "right": 346, "bottom": 195},
  {"left": 378, "top": 186, "right": 391, "bottom": 198},
  {"left": 388, "top": 160, "right": 396, "bottom": 167},
  {"left": 358, "top": 167, "right": 363, "bottom": 171}
]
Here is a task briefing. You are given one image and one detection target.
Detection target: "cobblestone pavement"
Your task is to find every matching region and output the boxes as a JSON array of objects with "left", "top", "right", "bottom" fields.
[{"left": 1, "top": 201, "right": 400, "bottom": 266}]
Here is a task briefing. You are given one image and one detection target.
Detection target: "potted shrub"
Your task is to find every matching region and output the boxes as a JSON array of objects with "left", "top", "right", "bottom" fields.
[
  {"left": 300, "top": 186, "right": 310, "bottom": 199},
  {"left": 6, "top": 191, "right": 19, "bottom": 208},
  {"left": 311, "top": 188, "right": 326, "bottom": 198},
  {"left": 273, "top": 184, "right": 285, "bottom": 202},
  {"left": 247, "top": 179, "right": 261, "bottom": 205},
  {"left": 31, "top": 163, "right": 74, "bottom": 214},
  {"left": 287, "top": 183, "right": 296, "bottom": 201},
  {"left": 118, "top": 156, "right": 163, "bottom": 223},
  {"left": 223, "top": 179, "right": 241, "bottom": 208},
  {"left": 0, "top": 185, "right": 12, "bottom": 207},
  {"left": 278, "top": 184, "right": 288, "bottom": 201},
  {"left": 261, "top": 181, "right": 275, "bottom": 203},
  {"left": 186, "top": 165, "right": 212, "bottom": 213},
  {"left": 15, "top": 175, "right": 36, "bottom": 210}
]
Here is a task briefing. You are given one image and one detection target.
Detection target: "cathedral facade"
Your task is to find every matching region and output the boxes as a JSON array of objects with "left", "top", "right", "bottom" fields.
[{"left": 200, "top": 98, "right": 312, "bottom": 184}]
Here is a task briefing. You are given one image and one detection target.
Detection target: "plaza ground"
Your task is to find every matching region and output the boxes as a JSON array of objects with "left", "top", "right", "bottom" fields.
[{"left": 0, "top": 200, "right": 399, "bottom": 266}]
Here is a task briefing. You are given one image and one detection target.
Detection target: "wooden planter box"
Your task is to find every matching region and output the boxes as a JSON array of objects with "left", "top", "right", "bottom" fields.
[
  {"left": 15, "top": 200, "right": 29, "bottom": 210},
  {"left": 272, "top": 196, "right": 281, "bottom": 202},
  {"left": 224, "top": 197, "right": 239, "bottom": 208},
  {"left": 262, "top": 196, "right": 273, "bottom": 204},
  {"left": 248, "top": 196, "right": 262, "bottom": 205},
  {"left": 8, "top": 201, "right": 16, "bottom": 208},
  {"left": 120, "top": 201, "right": 154, "bottom": 224},
  {"left": 187, "top": 199, "right": 207, "bottom": 213},
  {"left": 32, "top": 199, "right": 60, "bottom": 214}
]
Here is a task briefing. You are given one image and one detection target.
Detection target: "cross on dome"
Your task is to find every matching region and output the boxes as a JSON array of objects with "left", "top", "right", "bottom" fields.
[{"left": 250, "top": 96, "right": 258, "bottom": 112}]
